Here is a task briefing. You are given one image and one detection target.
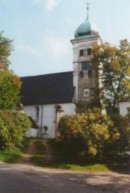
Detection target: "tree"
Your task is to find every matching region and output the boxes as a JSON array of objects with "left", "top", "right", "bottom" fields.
[
  {"left": 92, "top": 39, "right": 130, "bottom": 113},
  {"left": 0, "top": 31, "right": 13, "bottom": 68},
  {"left": 0, "top": 70, "right": 21, "bottom": 110},
  {"left": 0, "top": 32, "right": 21, "bottom": 109},
  {"left": 0, "top": 32, "right": 31, "bottom": 151}
]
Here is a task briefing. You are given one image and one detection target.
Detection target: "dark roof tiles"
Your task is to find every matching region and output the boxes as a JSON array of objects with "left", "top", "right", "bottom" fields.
[{"left": 20, "top": 71, "right": 74, "bottom": 105}]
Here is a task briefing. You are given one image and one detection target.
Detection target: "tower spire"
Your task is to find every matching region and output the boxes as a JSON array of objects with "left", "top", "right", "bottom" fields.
[{"left": 86, "top": 3, "right": 89, "bottom": 20}]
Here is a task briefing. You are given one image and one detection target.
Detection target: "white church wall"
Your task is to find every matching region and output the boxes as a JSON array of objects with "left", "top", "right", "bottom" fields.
[
  {"left": 25, "top": 128, "right": 38, "bottom": 138},
  {"left": 119, "top": 101, "right": 130, "bottom": 116},
  {"left": 42, "top": 104, "right": 56, "bottom": 138},
  {"left": 23, "top": 105, "right": 43, "bottom": 128},
  {"left": 41, "top": 103, "right": 75, "bottom": 138},
  {"left": 24, "top": 106, "right": 36, "bottom": 121},
  {"left": 23, "top": 105, "right": 55, "bottom": 138},
  {"left": 23, "top": 103, "right": 76, "bottom": 139},
  {"left": 61, "top": 103, "right": 76, "bottom": 115}
]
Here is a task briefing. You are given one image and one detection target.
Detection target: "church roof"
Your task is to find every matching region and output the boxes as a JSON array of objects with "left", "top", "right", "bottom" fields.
[{"left": 20, "top": 71, "right": 74, "bottom": 105}]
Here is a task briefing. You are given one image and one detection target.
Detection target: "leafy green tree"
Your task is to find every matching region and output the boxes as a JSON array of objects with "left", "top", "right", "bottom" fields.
[
  {"left": 0, "top": 32, "right": 31, "bottom": 151},
  {"left": 0, "top": 31, "right": 13, "bottom": 68},
  {"left": 0, "top": 32, "right": 21, "bottom": 110},
  {"left": 92, "top": 39, "right": 130, "bottom": 113},
  {"left": 0, "top": 70, "right": 21, "bottom": 110}
]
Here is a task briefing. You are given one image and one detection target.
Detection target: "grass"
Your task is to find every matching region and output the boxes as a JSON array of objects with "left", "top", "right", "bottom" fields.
[
  {"left": 0, "top": 148, "right": 23, "bottom": 163},
  {"left": 0, "top": 139, "right": 46, "bottom": 164},
  {"left": 0, "top": 138, "right": 31, "bottom": 163},
  {"left": 47, "top": 163, "right": 109, "bottom": 172}
]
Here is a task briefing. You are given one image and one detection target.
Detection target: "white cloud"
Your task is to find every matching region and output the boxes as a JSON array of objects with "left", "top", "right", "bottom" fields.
[
  {"left": 15, "top": 41, "right": 41, "bottom": 56},
  {"left": 45, "top": 0, "right": 61, "bottom": 11},
  {"left": 46, "top": 35, "right": 71, "bottom": 59}
]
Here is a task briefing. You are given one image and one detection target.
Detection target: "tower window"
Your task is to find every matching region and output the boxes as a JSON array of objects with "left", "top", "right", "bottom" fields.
[
  {"left": 80, "top": 49, "right": 87, "bottom": 56},
  {"left": 87, "top": 48, "right": 92, "bottom": 55},
  {"left": 79, "top": 71, "right": 84, "bottom": 78},
  {"left": 80, "top": 48, "right": 91, "bottom": 56},
  {"left": 81, "top": 61, "right": 91, "bottom": 71},
  {"left": 80, "top": 50, "right": 84, "bottom": 56}
]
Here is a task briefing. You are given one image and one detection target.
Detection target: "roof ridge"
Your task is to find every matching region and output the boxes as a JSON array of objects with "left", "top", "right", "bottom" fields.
[{"left": 21, "top": 71, "right": 73, "bottom": 79}]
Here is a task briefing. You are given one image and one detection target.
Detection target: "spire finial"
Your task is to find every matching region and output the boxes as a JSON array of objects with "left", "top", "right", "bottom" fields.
[{"left": 86, "top": 3, "right": 89, "bottom": 20}]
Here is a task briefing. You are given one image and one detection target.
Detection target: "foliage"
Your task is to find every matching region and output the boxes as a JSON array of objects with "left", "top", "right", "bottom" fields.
[
  {"left": 55, "top": 110, "right": 119, "bottom": 163},
  {"left": 0, "top": 33, "right": 21, "bottom": 110},
  {"left": 0, "top": 33, "right": 31, "bottom": 152},
  {"left": 0, "top": 70, "right": 22, "bottom": 110},
  {"left": 92, "top": 39, "right": 130, "bottom": 113},
  {"left": 0, "top": 111, "right": 31, "bottom": 151},
  {"left": 0, "top": 31, "right": 13, "bottom": 68},
  {"left": 105, "top": 114, "right": 130, "bottom": 162}
]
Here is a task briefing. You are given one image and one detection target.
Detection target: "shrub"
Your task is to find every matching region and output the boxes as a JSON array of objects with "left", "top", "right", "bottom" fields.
[
  {"left": 104, "top": 114, "right": 130, "bottom": 163},
  {"left": 0, "top": 111, "right": 31, "bottom": 151},
  {"left": 55, "top": 110, "right": 119, "bottom": 163}
]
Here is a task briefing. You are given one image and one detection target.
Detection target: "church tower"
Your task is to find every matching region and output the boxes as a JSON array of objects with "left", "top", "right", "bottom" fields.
[{"left": 71, "top": 5, "right": 102, "bottom": 106}]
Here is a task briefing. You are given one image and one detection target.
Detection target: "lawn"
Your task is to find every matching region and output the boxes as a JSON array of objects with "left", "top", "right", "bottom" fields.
[{"left": 0, "top": 148, "right": 23, "bottom": 163}]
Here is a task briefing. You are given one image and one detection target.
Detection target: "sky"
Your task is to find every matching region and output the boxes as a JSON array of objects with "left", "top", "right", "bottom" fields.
[{"left": 0, "top": 0, "right": 130, "bottom": 77}]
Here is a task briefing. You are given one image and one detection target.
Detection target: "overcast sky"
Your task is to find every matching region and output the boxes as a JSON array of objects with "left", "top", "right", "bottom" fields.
[{"left": 0, "top": 0, "right": 130, "bottom": 76}]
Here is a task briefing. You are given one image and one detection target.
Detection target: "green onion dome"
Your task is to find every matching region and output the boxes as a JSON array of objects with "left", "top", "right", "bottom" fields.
[{"left": 75, "top": 18, "right": 99, "bottom": 38}]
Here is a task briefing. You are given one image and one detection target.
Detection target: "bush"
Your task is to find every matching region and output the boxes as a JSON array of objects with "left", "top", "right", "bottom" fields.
[
  {"left": 104, "top": 114, "right": 130, "bottom": 163},
  {"left": 55, "top": 110, "right": 119, "bottom": 163},
  {"left": 0, "top": 111, "right": 31, "bottom": 151}
]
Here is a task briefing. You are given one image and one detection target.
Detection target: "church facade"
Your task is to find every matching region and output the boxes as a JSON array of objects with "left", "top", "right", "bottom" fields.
[
  {"left": 20, "top": 7, "right": 112, "bottom": 138},
  {"left": 21, "top": 72, "right": 75, "bottom": 138}
]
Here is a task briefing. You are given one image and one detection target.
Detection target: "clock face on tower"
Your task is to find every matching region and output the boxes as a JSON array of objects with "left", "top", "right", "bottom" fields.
[{"left": 84, "top": 88, "right": 90, "bottom": 98}]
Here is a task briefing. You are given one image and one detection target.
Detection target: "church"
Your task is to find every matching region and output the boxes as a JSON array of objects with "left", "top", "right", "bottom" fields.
[{"left": 20, "top": 6, "right": 129, "bottom": 138}]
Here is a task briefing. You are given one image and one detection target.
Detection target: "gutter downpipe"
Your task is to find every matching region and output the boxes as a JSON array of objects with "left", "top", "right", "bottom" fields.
[{"left": 40, "top": 105, "right": 44, "bottom": 138}]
